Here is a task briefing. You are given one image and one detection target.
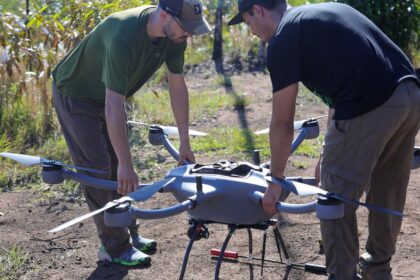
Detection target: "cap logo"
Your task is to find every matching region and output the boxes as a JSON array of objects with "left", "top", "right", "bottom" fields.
[
  {"left": 194, "top": 4, "right": 202, "bottom": 15},
  {"left": 164, "top": 5, "right": 181, "bottom": 16}
]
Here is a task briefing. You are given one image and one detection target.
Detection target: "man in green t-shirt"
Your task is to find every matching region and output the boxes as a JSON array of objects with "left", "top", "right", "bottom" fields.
[{"left": 52, "top": 0, "right": 211, "bottom": 267}]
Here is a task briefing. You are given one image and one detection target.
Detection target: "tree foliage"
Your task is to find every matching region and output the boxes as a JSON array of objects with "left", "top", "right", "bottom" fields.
[
  {"left": 0, "top": 0, "right": 152, "bottom": 149},
  {"left": 335, "top": 0, "right": 419, "bottom": 57}
]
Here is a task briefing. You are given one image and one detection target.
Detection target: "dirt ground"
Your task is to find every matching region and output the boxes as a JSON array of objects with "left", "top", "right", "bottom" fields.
[{"left": 0, "top": 71, "right": 419, "bottom": 280}]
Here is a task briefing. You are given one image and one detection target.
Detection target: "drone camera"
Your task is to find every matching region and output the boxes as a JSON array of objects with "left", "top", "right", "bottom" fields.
[
  {"left": 104, "top": 202, "right": 132, "bottom": 228},
  {"left": 41, "top": 165, "right": 65, "bottom": 184},
  {"left": 187, "top": 224, "right": 209, "bottom": 241},
  {"left": 316, "top": 196, "right": 344, "bottom": 220}
]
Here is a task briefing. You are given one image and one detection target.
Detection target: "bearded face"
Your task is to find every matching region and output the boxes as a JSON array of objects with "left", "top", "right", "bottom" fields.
[{"left": 163, "top": 16, "right": 189, "bottom": 44}]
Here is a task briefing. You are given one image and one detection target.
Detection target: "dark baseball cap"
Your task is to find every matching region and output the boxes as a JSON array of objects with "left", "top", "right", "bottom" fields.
[
  {"left": 228, "top": 0, "right": 265, "bottom": 26},
  {"left": 159, "top": 0, "right": 212, "bottom": 36}
]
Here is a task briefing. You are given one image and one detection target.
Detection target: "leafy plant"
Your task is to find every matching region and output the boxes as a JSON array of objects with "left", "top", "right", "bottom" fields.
[{"left": 335, "top": 0, "right": 419, "bottom": 58}]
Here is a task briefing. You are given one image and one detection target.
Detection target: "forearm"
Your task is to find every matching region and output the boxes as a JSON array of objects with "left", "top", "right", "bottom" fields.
[
  {"left": 269, "top": 121, "right": 294, "bottom": 178},
  {"left": 168, "top": 74, "right": 190, "bottom": 144},
  {"left": 262, "top": 83, "right": 298, "bottom": 214},
  {"left": 170, "top": 90, "right": 190, "bottom": 141},
  {"left": 105, "top": 100, "right": 132, "bottom": 165}
]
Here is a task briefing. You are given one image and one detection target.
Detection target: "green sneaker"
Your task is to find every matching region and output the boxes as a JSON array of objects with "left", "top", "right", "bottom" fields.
[
  {"left": 98, "top": 245, "right": 151, "bottom": 267},
  {"left": 131, "top": 234, "right": 157, "bottom": 253}
]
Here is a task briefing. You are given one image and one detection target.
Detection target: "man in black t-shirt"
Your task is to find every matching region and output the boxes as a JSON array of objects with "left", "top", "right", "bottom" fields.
[{"left": 229, "top": 1, "right": 420, "bottom": 279}]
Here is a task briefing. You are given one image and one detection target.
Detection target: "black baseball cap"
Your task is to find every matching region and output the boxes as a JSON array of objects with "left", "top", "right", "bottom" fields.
[
  {"left": 159, "top": 0, "right": 212, "bottom": 35},
  {"left": 228, "top": 0, "right": 265, "bottom": 26}
]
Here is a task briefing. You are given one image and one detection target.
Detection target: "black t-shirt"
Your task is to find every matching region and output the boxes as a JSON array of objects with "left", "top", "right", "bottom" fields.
[{"left": 267, "top": 2, "right": 419, "bottom": 120}]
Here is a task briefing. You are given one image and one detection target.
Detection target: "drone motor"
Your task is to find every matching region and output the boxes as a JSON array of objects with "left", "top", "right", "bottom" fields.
[
  {"left": 104, "top": 202, "right": 132, "bottom": 228},
  {"left": 316, "top": 196, "right": 344, "bottom": 220},
  {"left": 41, "top": 164, "right": 65, "bottom": 184}
]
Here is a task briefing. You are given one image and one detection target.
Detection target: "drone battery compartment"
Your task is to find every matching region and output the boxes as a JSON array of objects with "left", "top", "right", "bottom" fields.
[{"left": 190, "top": 160, "right": 263, "bottom": 178}]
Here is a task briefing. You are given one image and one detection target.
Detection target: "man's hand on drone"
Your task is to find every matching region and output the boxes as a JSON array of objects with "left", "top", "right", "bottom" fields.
[
  {"left": 117, "top": 161, "right": 139, "bottom": 195},
  {"left": 178, "top": 142, "right": 195, "bottom": 166},
  {"left": 262, "top": 182, "right": 283, "bottom": 215}
]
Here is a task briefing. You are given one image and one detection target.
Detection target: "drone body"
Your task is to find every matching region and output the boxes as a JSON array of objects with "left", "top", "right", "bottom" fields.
[{"left": 162, "top": 162, "right": 272, "bottom": 225}]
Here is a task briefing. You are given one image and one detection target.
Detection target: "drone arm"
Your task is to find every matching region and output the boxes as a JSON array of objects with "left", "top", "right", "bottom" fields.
[
  {"left": 162, "top": 135, "right": 191, "bottom": 164},
  {"left": 250, "top": 191, "right": 317, "bottom": 214},
  {"left": 290, "top": 128, "right": 308, "bottom": 154},
  {"left": 131, "top": 199, "right": 193, "bottom": 219},
  {"left": 148, "top": 127, "right": 192, "bottom": 164},
  {"left": 161, "top": 134, "right": 192, "bottom": 164},
  {"left": 161, "top": 134, "right": 181, "bottom": 162},
  {"left": 62, "top": 169, "right": 118, "bottom": 191},
  {"left": 62, "top": 169, "right": 148, "bottom": 192},
  {"left": 130, "top": 188, "right": 218, "bottom": 219}
]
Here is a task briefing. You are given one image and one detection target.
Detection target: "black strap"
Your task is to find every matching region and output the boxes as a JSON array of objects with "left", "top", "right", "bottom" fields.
[{"left": 190, "top": 161, "right": 262, "bottom": 177}]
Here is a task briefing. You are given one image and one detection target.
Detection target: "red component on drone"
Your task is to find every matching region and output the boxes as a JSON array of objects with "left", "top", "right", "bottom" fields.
[{"left": 210, "top": 248, "right": 238, "bottom": 259}]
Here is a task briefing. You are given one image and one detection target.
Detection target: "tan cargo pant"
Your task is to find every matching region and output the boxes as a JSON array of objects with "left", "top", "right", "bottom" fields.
[
  {"left": 319, "top": 80, "right": 420, "bottom": 280},
  {"left": 52, "top": 83, "right": 133, "bottom": 257}
]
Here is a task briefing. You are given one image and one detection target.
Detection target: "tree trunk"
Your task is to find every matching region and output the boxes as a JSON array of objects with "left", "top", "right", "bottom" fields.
[{"left": 212, "top": 0, "right": 224, "bottom": 74}]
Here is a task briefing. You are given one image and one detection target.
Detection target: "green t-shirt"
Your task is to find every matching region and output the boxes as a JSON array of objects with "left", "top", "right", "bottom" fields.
[{"left": 52, "top": 6, "right": 186, "bottom": 103}]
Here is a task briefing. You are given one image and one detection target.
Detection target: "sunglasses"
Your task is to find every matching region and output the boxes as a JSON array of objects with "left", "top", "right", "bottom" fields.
[{"left": 172, "top": 15, "right": 191, "bottom": 39}]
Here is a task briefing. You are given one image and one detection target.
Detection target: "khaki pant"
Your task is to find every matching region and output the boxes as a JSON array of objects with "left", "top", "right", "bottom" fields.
[
  {"left": 52, "top": 83, "right": 132, "bottom": 257},
  {"left": 320, "top": 80, "right": 420, "bottom": 280}
]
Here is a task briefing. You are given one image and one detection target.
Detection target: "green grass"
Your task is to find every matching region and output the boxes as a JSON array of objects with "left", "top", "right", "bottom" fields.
[
  {"left": 129, "top": 87, "right": 235, "bottom": 125},
  {"left": 216, "top": 75, "right": 233, "bottom": 88},
  {"left": 0, "top": 246, "right": 27, "bottom": 280},
  {"left": 165, "top": 127, "right": 271, "bottom": 162},
  {"left": 291, "top": 160, "right": 311, "bottom": 170},
  {"left": 294, "top": 139, "right": 322, "bottom": 158}
]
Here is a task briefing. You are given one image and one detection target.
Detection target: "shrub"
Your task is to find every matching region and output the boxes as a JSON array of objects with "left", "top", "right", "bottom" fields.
[{"left": 336, "top": 0, "right": 419, "bottom": 58}]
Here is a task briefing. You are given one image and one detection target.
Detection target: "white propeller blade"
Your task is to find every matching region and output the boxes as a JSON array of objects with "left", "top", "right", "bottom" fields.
[
  {"left": 127, "top": 120, "right": 206, "bottom": 136},
  {"left": 128, "top": 177, "right": 175, "bottom": 201},
  {"left": 0, "top": 152, "right": 45, "bottom": 166},
  {"left": 160, "top": 125, "right": 207, "bottom": 136},
  {"left": 0, "top": 152, "right": 105, "bottom": 174},
  {"left": 266, "top": 176, "right": 327, "bottom": 197},
  {"left": 255, "top": 115, "right": 328, "bottom": 135},
  {"left": 254, "top": 121, "right": 305, "bottom": 135},
  {"left": 293, "top": 120, "right": 306, "bottom": 131},
  {"left": 255, "top": 128, "right": 269, "bottom": 135},
  {"left": 48, "top": 197, "right": 133, "bottom": 233},
  {"left": 48, "top": 178, "right": 175, "bottom": 233},
  {"left": 127, "top": 120, "right": 149, "bottom": 126}
]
